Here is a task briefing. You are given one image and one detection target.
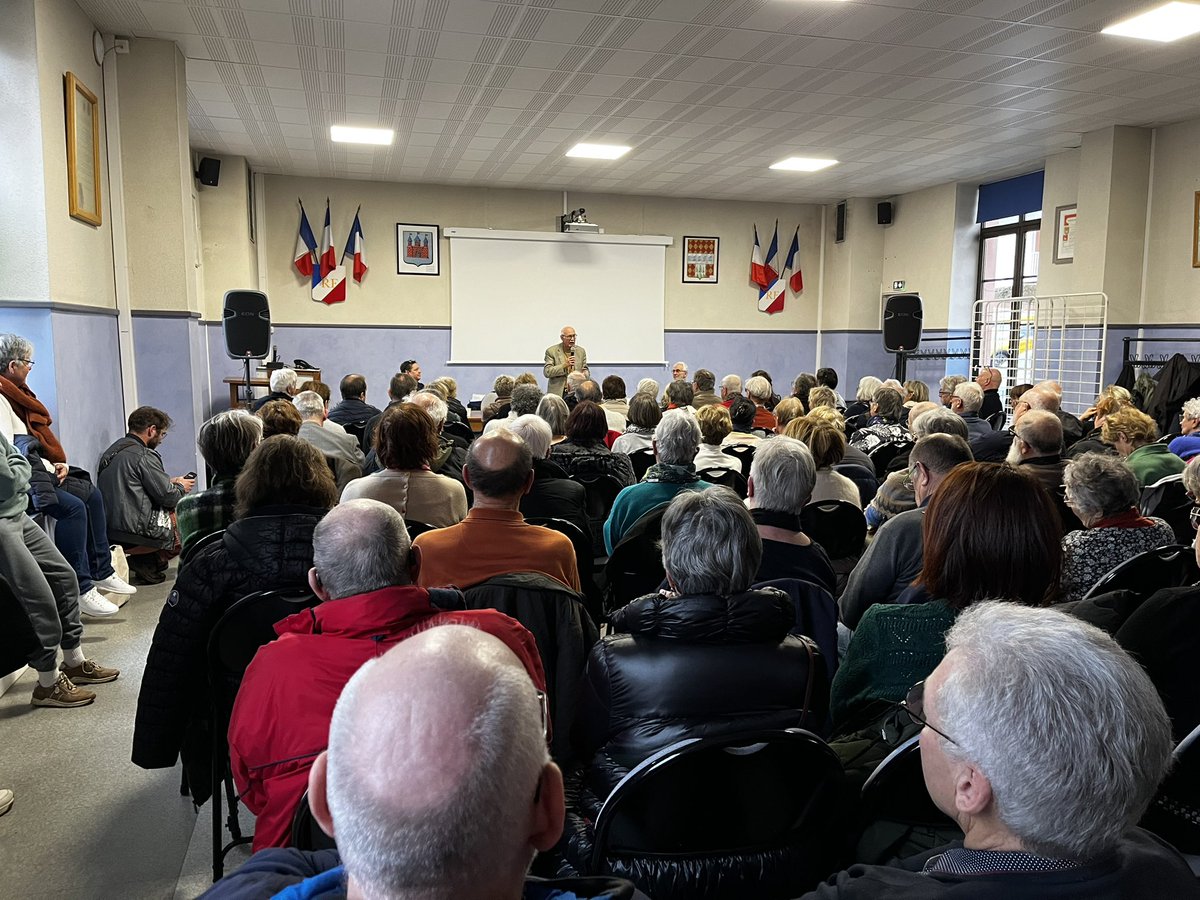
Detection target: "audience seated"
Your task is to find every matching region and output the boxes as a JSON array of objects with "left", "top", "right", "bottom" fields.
[
  {"left": 363, "top": 372, "right": 417, "bottom": 449},
  {"left": 536, "top": 392, "right": 570, "bottom": 446},
  {"left": 662, "top": 379, "right": 695, "bottom": 413},
  {"left": 975, "top": 366, "right": 1003, "bottom": 421},
  {"left": 326, "top": 373, "right": 381, "bottom": 431},
  {"left": 745, "top": 437, "right": 836, "bottom": 591},
  {"left": 604, "top": 411, "right": 711, "bottom": 553},
  {"left": 132, "top": 436, "right": 338, "bottom": 804},
  {"left": 693, "top": 404, "right": 740, "bottom": 472},
  {"left": 816, "top": 367, "right": 845, "bottom": 407},
  {"left": 0, "top": 431, "right": 119, "bottom": 708},
  {"left": 600, "top": 375, "right": 629, "bottom": 429},
  {"left": 831, "top": 462, "right": 1061, "bottom": 729},
  {"left": 1, "top": 332, "right": 136, "bottom": 613},
  {"left": 1068, "top": 389, "right": 1126, "bottom": 458},
  {"left": 773, "top": 396, "right": 805, "bottom": 431},
  {"left": 294, "top": 391, "right": 364, "bottom": 490},
  {"left": 786, "top": 416, "right": 860, "bottom": 506},
  {"left": 1036, "top": 379, "right": 1085, "bottom": 448},
  {"left": 751, "top": 369, "right": 783, "bottom": 410},
  {"left": 1102, "top": 406, "right": 1185, "bottom": 487},
  {"left": 865, "top": 407, "right": 968, "bottom": 530},
  {"left": 745, "top": 375, "right": 778, "bottom": 430},
  {"left": 97, "top": 406, "right": 194, "bottom": 585},
  {"left": 177, "top": 410, "right": 262, "bottom": 554},
  {"left": 405, "top": 390, "right": 469, "bottom": 489},
  {"left": 227, "top": 499, "right": 546, "bottom": 850},
  {"left": 719, "top": 373, "right": 741, "bottom": 405},
  {"left": 1060, "top": 453, "right": 1176, "bottom": 602},
  {"left": 802, "top": 602, "right": 1198, "bottom": 899},
  {"left": 297, "top": 380, "right": 346, "bottom": 435},
  {"left": 341, "top": 404, "right": 467, "bottom": 527},
  {"left": 936, "top": 374, "right": 966, "bottom": 408},
  {"left": 840, "top": 435, "right": 973, "bottom": 629},
  {"left": 563, "top": 372, "right": 586, "bottom": 410},
  {"left": 429, "top": 375, "right": 468, "bottom": 425},
  {"left": 398, "top": 358, "right": 424, "bottom": 390},
  {"left": 1006, "top": 409, "right": 1082, "bottom": 533},
  {"left": 251, "top": 367, "right": 298, "bottom": 412},
  {"left": 610, "top": 392, "right": 660, "bottom": 456},
  {"left": 902, "top": 379, "right": 929, "bottom": 409},
  {"left": 722, "top": 395, "right": 762, "bottom": 446},
  {"left": 636, "top": 376, "right": 660, "bottom": 399},
  {"left": 549, "top": 401, "right": 635, "bottom": 486},
  {"left": 791, "top": 372, "right": 817, "bottom": 411},
  {"left": 1168, "top": 396, "right": 1200, "bottom": 460},
  {"left": 848, "top": 387, "right": 907, "bottom": 454},
  {"left": 483, "top": 374, "right": 515, "bottom": 423},
  {"left": 257, "top": 399, "right": 302, "bottom": 438},
  {"left": 206, "top": 626, "right": 642, "bottom": 900},
  {"left": 947, "top": 382, "right": 993, "bottom": 440},
  {"left": 807, "top": 385, "right": 838, "bottom": 412},
  {"left": 507, "top": 414, "right": 592, "bottom": 545},
  {"left": 690, "top": 368, "right": 721, "bottom": 408},
  {"left": 413, "top": 430, "right": 581, "bottom": 591},
  {"left": 844, "top": 376, "right": 881, "bottom": 422},
  {"left": 577, "top": 489, "right": 827, "bottom": 800},
  {"left": 807, "top": 406, "right": 875, "bottom": 473}
]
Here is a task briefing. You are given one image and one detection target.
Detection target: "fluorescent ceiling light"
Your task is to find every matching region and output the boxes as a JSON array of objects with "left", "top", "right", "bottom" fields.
[
  {"left": 1101, "top": 2, "right": 1200, "bottom": 42},
  {"left": 769, "top": 157, "right": 839, "bottom": 172},
  {"left": 566, "top": 143, "right": 631, "bottom": 160},
  {"left": 330, "top": 125, "right": 394, "bottom": 145}
]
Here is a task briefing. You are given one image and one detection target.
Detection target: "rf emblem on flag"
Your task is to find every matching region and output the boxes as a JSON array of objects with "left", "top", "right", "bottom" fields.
[{"left": 313, "top": 265, "right": 347, "bottom": 305}]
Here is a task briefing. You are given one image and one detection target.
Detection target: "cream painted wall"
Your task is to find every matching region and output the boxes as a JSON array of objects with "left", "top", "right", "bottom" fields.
[
  {"left": 252, "top": 174, "right": 822, "bottom": 330},
  {"left": 1144, "top": 117, "right": 1200, "bottom": 324},
  {"left": 1036, "top": 148, "right": 1080, "bottom": 299},
  {"left": 1102, "top": 127, "right": 1152, "bottom": 324},
  {"left": 116, "top": 38, "right": 193, "bottom": 312},
  {"left": 822, "top": 198, "right": 885, "bottom": 331},
  {"left": 879, "top": 184, "right": 958, "bottom": 329},
  {"left": 35, "top": 0, "right": 115, "bottom": 309},
  {"left": 198, "top": 155, "right": 257, "bottom": 313}
]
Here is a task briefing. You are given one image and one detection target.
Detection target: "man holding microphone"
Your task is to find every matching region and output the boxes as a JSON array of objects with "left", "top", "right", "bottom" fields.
[{"left": 544, "top": 326, "right": 589, "bottom": 397}]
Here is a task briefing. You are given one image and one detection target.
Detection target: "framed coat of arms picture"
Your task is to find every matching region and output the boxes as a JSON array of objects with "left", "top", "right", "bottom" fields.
[{"left": 396, "top": 223, "right": 440, "bottom": 275}]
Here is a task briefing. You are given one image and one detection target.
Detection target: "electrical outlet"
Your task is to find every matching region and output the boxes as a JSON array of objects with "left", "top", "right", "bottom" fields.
[{"left": 114, "top": 37, "right": 130, "bottom": 53}]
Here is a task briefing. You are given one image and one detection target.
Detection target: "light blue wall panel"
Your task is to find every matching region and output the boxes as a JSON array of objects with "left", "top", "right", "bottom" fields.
[{"left": 49, "top": 311, "right": 125, "bottom": 472}]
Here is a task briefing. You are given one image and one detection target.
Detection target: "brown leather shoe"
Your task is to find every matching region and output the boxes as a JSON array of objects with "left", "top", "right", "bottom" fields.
[
  {"left": 60, "top": 659, "right": 120, "bottom": 684},
  {"left": 31, "top": 674, "right": 96, "bottom": 708}
]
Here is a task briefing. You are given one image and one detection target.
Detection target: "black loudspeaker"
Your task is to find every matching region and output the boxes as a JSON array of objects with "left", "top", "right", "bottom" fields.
[
  {"left": 882, "top": 293, "right": 923, "bottom": 352},
  {"left": 835, "top": 201, "right": 846, "bottom": 243},
  {"left": 222, "top": 290, "right": 271, "bottom": 359},
  {"left": 196, "top": 157, "right": 221, "bottom": 186},
  {"left": 877, "top": 201, "right": 893, "bottom": 225}
]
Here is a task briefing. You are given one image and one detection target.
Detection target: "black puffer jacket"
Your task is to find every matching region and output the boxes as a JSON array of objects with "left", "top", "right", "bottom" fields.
[
  {"left": 131, "top": 505, "right": 326, "bottom": 804},
  {"left": 550, "top": 439, "right": 636, "bottom": 487},
  {"left": 575, "top": 587, "right": 827, "bottom": 792}
]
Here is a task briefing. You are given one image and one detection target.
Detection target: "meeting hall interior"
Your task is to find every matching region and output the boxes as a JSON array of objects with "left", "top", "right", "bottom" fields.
[{"left": 7, "top": 0, "right": 1200, "bottom": 898}]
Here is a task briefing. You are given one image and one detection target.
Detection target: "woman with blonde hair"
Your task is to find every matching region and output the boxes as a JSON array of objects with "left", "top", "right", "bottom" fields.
[
  {"left": 786, "top": 417, "right": 860, "bottom": 506},
  {"left": 1102, "top": 407, "right": 1184, "bottom": 486}
]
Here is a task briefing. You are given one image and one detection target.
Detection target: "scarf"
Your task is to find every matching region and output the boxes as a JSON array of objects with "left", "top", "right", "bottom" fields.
[
  {"left": 1092, "top": 507, "right": 1159, "bottom": 530},
  {"left": 644, "top": 463, "right": 701, "bottom": 484},
  {"left": 0, "top": 376, "right": 65, "bottom": 463}
]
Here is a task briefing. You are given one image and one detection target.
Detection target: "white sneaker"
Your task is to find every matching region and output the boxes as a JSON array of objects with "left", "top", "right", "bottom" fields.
[
  {"left": 94, "top": 573, "right": 137, "bottom": 595},
  {"left": 79, "top": 588, "right": 119, "bottom": 618}
]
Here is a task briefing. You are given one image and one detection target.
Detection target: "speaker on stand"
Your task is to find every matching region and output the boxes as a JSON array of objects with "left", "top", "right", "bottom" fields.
[
  {"left": 882, "top": 292, "right": 923, "bottom": 381},
  {"left": 222, "top": 290, "right": 271, "bottom": 406}
]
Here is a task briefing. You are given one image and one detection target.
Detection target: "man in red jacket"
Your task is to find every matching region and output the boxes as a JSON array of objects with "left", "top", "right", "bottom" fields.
[{"left": 227, "top": 498, "right": 547, "bottom": 851}]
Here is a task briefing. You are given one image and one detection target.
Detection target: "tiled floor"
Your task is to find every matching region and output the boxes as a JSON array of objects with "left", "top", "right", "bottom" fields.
[{"left": 0, "top": 565, "right": 250, "bottom": 900}]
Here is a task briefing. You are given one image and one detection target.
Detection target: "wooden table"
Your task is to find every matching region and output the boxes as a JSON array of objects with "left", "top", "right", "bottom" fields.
[{"left": 224, "top": 369, "right": 321, "bottom": 408}]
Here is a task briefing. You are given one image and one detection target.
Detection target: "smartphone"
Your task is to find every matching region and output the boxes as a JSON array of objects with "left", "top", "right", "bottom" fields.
[{"left": 184, "top": 472, "right": 197, "bottom": 480}]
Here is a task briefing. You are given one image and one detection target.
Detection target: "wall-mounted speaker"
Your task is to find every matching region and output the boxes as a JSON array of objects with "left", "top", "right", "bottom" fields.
[
  {"left": 196, "top": 156, "right": 221, "bottom": 187},
  {"left": 835, "top": 201, "right": 846, "bottom": 243},
  {"left": 882, "top": 293, "right": 923, "bottom": 352},
  {"left": 222, "top": 290, "right": 271, "bottom": 360},
  {"left": 877, "top": 201, "right": 893, "bottom": 225}
]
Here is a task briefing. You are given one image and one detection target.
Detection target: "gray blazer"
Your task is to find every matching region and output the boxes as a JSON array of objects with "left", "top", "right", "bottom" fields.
[{"left": 544, "top": 343, "right": 589, "bottom": 397}]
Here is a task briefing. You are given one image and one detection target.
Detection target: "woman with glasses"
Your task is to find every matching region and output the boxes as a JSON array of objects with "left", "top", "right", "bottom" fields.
[
  {"left": 1060, "top": 453, "right": 1176, "bottom": 602},
  {"left": 830, "top": 462, "right": 1062, "bottom": 730},
  {"left": 1102, "top": 406, "right": 1185, "bottom": 487}
]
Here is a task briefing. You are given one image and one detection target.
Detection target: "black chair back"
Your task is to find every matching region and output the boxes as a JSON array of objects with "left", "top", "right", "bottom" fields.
[
  {"left": 833, "top": 463, "right": 877, "bottom": 508},
  {"left": 603, "top": 503, "right": 669, "bottom": 616},
  {"left": 867, "top": 440, "right": 913, "bottom": 479},
  {"left": 1142, "top": 722, "right": 1200, "bottom": 853},
  {"left": 1081, "top": 544, "right": 1198, "bottom": 601},
  {"left": 628, "top": 448, "right": 656, "bottom": 481},
  {"left": 721, "top": 444, "right": 756, "bottom": 476},
  {"left": 986, "top": 409, "right": 1007, "bottom": 431},
  {"left": 1140, "top": 475, "right": 1193, "bottom": 544},
  {"left": 290, "top": 789, "right": 337, "bottom": 851},
  {"left": 181, "top": 529, "right": 225, "bottom": 568},
  {"left": 801, "top": 500, "right": 867, "bottom": 560},
  {"left": 527, "top": 516, "right": 601, "bottom": 627},
  {"left": 573, "top": 474, "right": 627, "bottom": 557},
  {"left": 443, "top": 420, "right": 475, "bottom": 445},
  {"left": 405, "top": 520, "right": 438, "bottom": 540},
  {"left": 697, "top": 467, "right": 748, "bottom": 498},
  {"left": 342, "top": 418, "right": 371, "bottom": 447},
  {"left": 590, "top": 729, "right": 849, "bottom": 892},
  {"left": 755, "top": 578, "right": 839, "bottom": 683}
]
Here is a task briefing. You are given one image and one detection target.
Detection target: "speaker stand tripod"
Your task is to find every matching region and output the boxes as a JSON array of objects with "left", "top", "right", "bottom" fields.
[
  {"left": 242, "top": 356, "right": 255, "bottom": 407},
  {"left": 893, "top": 350, "right": 908, "bottom": 382}
]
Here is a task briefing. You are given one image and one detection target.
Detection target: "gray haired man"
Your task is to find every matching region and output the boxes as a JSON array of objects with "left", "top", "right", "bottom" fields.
[
  {"left": 294, "top": 391, "right": 364, "bottom": 491},
  {"left": 801, "top": 602, "right": 1199, "bottom": 898}
]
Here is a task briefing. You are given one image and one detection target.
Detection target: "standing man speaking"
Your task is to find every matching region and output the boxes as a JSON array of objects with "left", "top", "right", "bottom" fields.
[{"left": 544, "top": 326, "right": 589, "bottom": 397}]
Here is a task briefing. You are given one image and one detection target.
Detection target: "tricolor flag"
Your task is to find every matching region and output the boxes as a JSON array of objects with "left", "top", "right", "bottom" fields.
[
  {"left": 758, "top": 220, "right": 786, "bottom": 314},
  {"left": 313, "top": 265, "right": 347, "bottom": 305},
  {"left": 783, "top": 226, "right": 803, "bottom": 294},
  {"left": 318, "top": 199, "right": 336, "bottom": 277},
  {"left": 750, "top": 225, "right": 768, "bottom": 288},
  {"left": 293, "top": 203, "right": 318, "bottom": 278},
  {"left": 342, "top": 209, "right": 368, "bottom": 283}
]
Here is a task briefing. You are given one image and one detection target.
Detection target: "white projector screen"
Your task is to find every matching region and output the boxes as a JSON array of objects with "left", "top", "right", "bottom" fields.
[{"left": 446, "top": 228, "right": 670, "bottom": 365}]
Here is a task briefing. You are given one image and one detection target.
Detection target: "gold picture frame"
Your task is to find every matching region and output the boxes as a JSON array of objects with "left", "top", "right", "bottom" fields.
[
  {"left": 65, "top": 71, "right": 101, "bottom": 226},
  {"left": 1193, "top": 192, "right": 1200, "bottom": 269}
]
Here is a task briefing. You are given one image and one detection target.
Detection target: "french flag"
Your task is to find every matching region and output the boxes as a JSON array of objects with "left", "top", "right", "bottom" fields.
[
  {"left": 293, "top": 204, "right": 317, "bottom": 278},
  {"left": 784, "top": 226, "right": 803, "bottom": 294},
  {"left": 319, "top": 199, "right": 336, "bottom": 277},
  {"left": 758, "top": 220, "right": 786, "bottom": 314},
  {"left": 750, "top": 225, "right": 768, "bottom": 288},
  {"left": 342, "top": 211, "right": 368, "bottom": 283}
]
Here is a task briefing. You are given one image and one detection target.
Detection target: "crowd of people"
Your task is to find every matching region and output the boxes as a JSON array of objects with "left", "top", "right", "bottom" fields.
[{"left": 3, "top": 324, "right": 1200, "bottom": 898}]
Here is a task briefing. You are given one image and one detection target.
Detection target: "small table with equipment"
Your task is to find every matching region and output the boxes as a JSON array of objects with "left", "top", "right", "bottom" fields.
[{"left": 224, "top": 369, "right": 321, "bottom": 409}]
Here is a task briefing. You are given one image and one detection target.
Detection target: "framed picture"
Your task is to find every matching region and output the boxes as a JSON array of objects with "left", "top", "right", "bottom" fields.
[
  {"left": 1193, "top": 192, "right": 1200, "bottom": 269},
  {"left": 1052, "top": 204, "right": 1076, "bottom": 265},
  {"left": 682, "top": 236, "right": 719, "bottom": 283},
  {"left": 396, "top": 223, "right": 440, "bottom": 275},
  {"left": 65, "top": 72, "right": 101, "bottom": 226}
]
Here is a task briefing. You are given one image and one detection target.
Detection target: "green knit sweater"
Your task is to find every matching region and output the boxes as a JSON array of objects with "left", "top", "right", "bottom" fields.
[{"left": 830, "top": 598, "right": 956, "bottom": 728}]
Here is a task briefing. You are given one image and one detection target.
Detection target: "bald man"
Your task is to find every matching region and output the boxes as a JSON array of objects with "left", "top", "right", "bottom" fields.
[
  {"left": 202, "top": 627, "right": 646, "bottom": 899},
  {"left": 544, "top": 326, "right": 589, "bottom": 397},
  {"left": 1007, "top": 410, "right": 1083, "bottom": 534},
  {"left": 1035, "top": 379, "right": 1084, "bottom": 448},
  {"left": 975, "top": 366, "right": 1003, "bottom": 422},
  {"left": 413, "top": 430, "right": 581, "bottom": 591}
]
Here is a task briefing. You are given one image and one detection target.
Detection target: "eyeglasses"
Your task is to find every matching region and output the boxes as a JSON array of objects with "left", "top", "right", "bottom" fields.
[
  {"left": 17, "top": 358, "right": 34, "bottom": 367},
  {"left": 535, "top": 689, "right": 549, "bottom": 741},
  {"left": 881, "top": 680, "right": 956, "bottom": 745},
  {"left": 1190, "top": 505, "right": 1200, "bottom": 532}
]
